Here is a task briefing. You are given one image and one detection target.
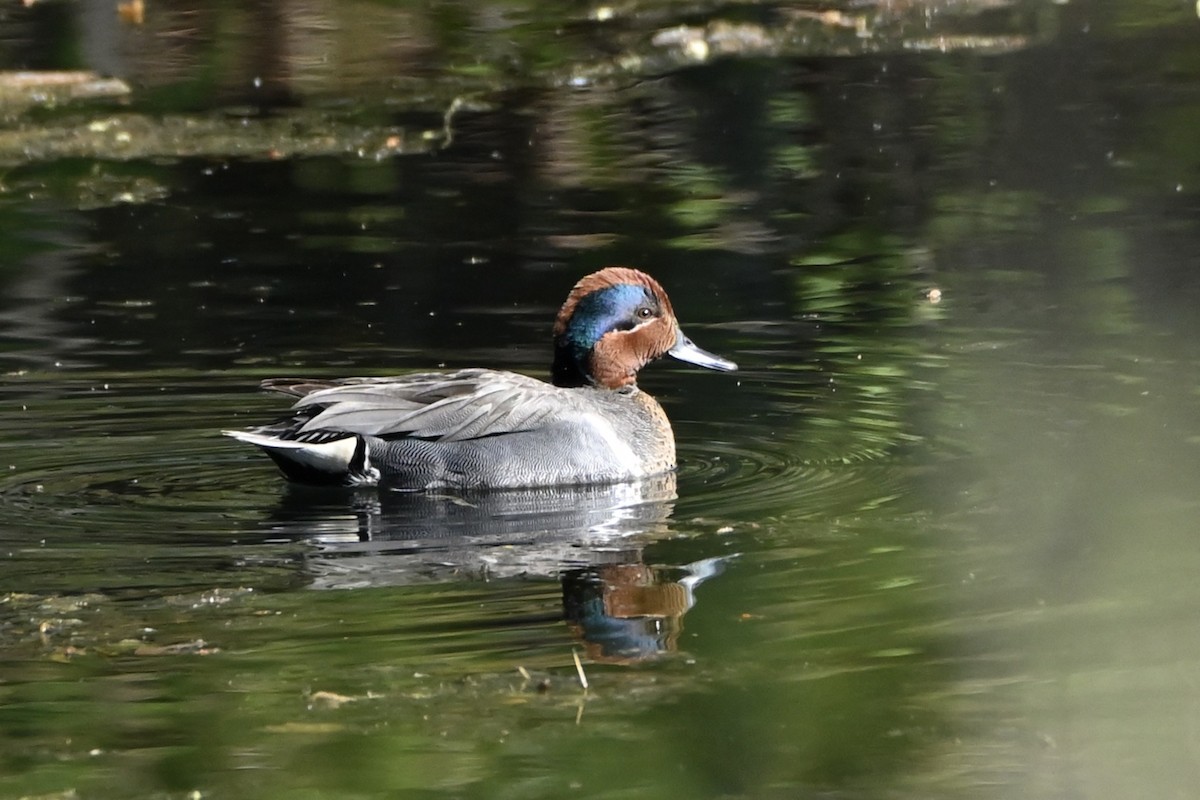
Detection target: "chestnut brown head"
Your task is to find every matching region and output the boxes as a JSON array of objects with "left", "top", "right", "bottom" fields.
[{"left": 551, "top": 267, "right": 737, "bottom": 389}]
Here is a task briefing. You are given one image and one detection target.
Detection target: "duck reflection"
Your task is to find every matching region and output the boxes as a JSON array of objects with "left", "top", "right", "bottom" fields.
[
  {"left": 563, "top": 556, "right": 727, "bottom": 663},
  {"left": 262, "top": 472, "right": 728, "bottom": 661}
]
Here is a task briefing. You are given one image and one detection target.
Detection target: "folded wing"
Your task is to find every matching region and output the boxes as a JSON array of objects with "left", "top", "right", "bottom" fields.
[{"left": 268, "top": 369, "right": 566, "bottom": 442}]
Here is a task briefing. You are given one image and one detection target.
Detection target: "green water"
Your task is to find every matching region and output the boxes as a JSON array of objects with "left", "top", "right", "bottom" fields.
[{"left": 2, "top": 1, "right": 1200, "bottom": 798}]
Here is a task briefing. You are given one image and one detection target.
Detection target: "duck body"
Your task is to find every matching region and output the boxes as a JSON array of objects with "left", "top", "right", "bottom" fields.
[
  {"left": 229, "top": 369, "right": 675, "bottom": 488},
  {"left": 225, "top": 267, "right": 736, "bottom": 490}
]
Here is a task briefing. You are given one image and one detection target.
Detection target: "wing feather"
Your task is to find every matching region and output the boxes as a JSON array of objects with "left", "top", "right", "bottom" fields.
[{"left": 290, "top": 369, "right": 572, "bottom": 441}]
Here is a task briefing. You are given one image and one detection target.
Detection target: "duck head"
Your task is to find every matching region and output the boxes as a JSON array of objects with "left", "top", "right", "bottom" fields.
[{"left": 552, "top": 267, "right": 737, "bottom": 389}]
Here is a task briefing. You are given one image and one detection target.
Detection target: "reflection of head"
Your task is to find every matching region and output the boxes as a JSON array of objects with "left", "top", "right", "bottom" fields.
[
  {"left": 563, "top": 557, "right": 727, "bottom": 664},
  {"left": 564, "top": 565, "right": 685, "bottom": 663}
]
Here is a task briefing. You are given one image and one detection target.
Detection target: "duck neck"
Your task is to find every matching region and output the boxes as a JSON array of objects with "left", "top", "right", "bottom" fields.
[{"left": 551, "top": 344, "right": 592, "bottom": 388}]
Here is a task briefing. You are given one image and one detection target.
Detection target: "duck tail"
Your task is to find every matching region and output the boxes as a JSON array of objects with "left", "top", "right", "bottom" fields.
[{"left": 222, "top": 430, "right": 380, "bottom": 487}]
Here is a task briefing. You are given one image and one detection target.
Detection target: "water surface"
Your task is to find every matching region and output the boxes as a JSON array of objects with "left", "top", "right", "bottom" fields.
[{"left": 2, "top": 1, "right": 1200, "bottom": 798}]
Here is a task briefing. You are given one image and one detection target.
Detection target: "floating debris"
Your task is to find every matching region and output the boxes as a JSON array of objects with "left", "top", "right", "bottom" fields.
[
  {"left": 0, "top": 71, "right": 130, "bottom": 110},
  {"left": 134, "top": 639, "right": 219, "bottom": 656},
  {"left": 308, "top": 690, "right": 360, "bottom": 709},
  {"left": 572, "top": 649, "right": 589, "bottom": 690}
]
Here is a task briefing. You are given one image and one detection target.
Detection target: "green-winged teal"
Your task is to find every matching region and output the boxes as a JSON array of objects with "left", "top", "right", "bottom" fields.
[{"left": 224, "top": 267, "right": 737, "bottom": 488}]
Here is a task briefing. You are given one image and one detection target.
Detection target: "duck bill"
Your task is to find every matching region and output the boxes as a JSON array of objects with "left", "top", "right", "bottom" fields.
[{"left": 668, "top": 329, "right": 738, "bottom": 372}]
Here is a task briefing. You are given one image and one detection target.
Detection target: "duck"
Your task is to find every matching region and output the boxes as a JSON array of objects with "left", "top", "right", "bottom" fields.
[{"left": 223, "top": 266, "right": 737, "bottom": 489}]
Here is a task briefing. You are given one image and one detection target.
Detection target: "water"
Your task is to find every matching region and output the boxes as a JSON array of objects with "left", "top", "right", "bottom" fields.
[{"left": 2, "top": 1, "right": 1200, "bottom": 798}]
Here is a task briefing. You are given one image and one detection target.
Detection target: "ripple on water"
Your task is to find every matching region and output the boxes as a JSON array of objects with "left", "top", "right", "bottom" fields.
[
  {"left": 1, "top": 380, "right": 277, "bottom": 532},
  {"left": 0, "top": 368, "right": 918, "bottom": 596},
  {"left": 0, "top": 375, "right": 308, "bottom": 593},
  {"left": 674, "top": 411, "right": 915, "bottom": 522},
  {"left": 0, "top": 374, "right": 688, "bottom": 594}
]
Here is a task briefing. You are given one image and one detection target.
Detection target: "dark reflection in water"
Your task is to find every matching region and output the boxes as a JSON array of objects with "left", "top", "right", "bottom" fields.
[
  {"left": 254, "top": 474, "right": 727, "bottom": 662},
  {"left": 563, "top": 557, "right": 727, "bottom": 663},
  {"left": 276, "top": 475, "right": 679, "bottom": 585}
]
